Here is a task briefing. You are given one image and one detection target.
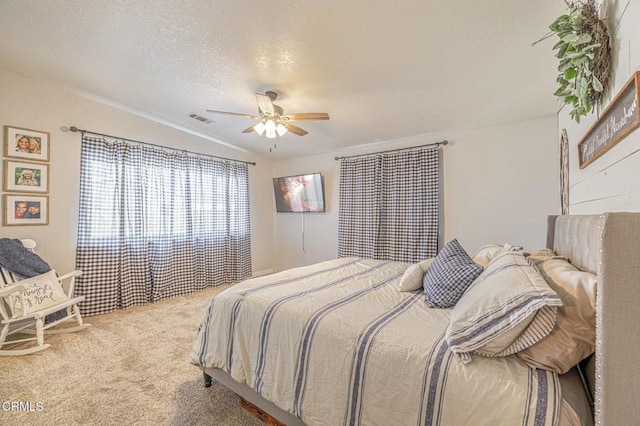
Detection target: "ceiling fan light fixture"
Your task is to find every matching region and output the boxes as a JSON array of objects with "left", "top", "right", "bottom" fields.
[
  {"left": 264, "top": 119, "right": 276, "bottom": 132},
  {"left": 206, "top": 90, "right": 329, "bottom": 144},
  {"left": 253, "top": 122, "right": 266, "bottom": 135},
  {"left": 265, "top": 119, "right": 277, "bottom": 138},
  {"left": 276, "top": 123, "right": 288, "bottom": 137}
]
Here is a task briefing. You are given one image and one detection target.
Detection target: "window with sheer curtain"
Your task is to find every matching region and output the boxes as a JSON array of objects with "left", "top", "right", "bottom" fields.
[
  {"left": 75, "top": 136, "right": 252, "bottom": 316},
  {"left": 338, "top": 148, "right": 440, "bottom": 263}
]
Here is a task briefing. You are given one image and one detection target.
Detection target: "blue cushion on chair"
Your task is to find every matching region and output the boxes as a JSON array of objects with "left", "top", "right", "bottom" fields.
[{"left": 423, "top": 239, "right": 483, "bottom": 308}]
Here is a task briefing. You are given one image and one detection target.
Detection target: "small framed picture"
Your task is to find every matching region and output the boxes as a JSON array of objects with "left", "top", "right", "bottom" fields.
[
  {"left": 4, "top": 125, "right": 50, "bottom": 162},
  {"left": 3, "top": 194, "right": 49, "bottom": 226},
  {"left": 4, "top": 160, "right": 49, "bottom": 193}
]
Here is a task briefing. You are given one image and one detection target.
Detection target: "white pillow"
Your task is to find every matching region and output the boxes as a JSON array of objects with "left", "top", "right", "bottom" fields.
[
  {"left": 7, "top": 270, "right": 68, "bottom": 317},
  {"left": 446, "top": 252, "right": 562, "bottom": 363},
  {"left": 517, "top": 258, "right": 597, "bottom": 373},
  {"left": 471, "top": 243, "right": 521, "bottom": 268},
  {"left": 398, "top": 259, "right": 434, "bottom": 292}
]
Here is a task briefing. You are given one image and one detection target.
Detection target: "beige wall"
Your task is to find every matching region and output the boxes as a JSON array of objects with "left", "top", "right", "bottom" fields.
[
  {"left": 559, "top": 1, "right": 640, "bottom": 213},
  {"left": 0, "top": 69, "right": 275, "bottom": 275},
  {"left": 271, "top": 115, "right": 559, "bottom": 272}
]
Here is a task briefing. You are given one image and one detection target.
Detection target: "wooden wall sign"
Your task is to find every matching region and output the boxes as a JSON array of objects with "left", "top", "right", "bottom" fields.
[{"left": 578, "top": 71, "right": 640, "bottom": 168}]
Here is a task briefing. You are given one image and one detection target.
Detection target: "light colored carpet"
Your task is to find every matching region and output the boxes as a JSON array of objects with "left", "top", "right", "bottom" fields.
[{"left": 0, "top": 285, "right": 264, "bottom": 426}]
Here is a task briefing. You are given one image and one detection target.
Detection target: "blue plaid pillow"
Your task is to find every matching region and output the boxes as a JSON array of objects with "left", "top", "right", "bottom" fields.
[{"left": 423, "top": 239, "right": 483, "bottom": 308}]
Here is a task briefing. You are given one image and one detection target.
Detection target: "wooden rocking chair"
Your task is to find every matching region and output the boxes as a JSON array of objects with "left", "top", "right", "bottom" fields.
[{"left": 0, "top": 239, "right": 90, "bottom": 356}]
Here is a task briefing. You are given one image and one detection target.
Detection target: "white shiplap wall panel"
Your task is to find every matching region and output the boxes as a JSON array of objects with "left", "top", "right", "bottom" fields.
[
  {"left": 561, "top": 0, "right": 640, "bottom": 214},
  {"left": 570, "top": 147, "right": 640, "bottom": 204},
  {"left": 570, "top": 194, "right": 633, "bottom": 214}
]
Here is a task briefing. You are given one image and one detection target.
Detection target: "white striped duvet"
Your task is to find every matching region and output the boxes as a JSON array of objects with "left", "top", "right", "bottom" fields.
[{"left": 191, "top": 258, "right": 562, "bottom": 426}]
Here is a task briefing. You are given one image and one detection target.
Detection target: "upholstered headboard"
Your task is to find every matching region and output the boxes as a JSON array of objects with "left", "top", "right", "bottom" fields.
[{"left": 547, "top": 213, "right": 640, "bottom": 426}]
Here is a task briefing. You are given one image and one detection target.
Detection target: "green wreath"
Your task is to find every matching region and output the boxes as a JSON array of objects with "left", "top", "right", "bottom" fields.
[{"left": 544, "top": 0, "right": 612, "bottom": 123}]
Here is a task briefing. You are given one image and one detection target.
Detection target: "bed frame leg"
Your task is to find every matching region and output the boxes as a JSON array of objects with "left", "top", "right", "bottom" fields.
[{"left": 203, "top": 372, "right": 212, "bottom": 387}]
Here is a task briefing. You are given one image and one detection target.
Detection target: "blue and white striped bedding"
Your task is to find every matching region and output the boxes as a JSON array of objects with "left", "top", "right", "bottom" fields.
[{"left": 191, "top": 257, "right": 567, "bottom": 425}]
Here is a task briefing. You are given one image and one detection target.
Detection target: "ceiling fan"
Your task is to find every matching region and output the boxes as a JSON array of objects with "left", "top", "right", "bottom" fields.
[{"left": 206, "top": 91, "right": 329, "bottom": 139}]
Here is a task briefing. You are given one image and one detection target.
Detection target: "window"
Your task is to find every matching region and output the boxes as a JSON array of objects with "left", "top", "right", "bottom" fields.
[
  {"left": 338, "top": 148, "right": 440, "bottom": 263},
  {"left": 75, "top": 136, "right": 251, "bottom": 316}
]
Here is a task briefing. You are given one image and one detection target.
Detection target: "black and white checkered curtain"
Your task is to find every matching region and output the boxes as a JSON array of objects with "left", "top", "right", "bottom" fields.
[
  {"left": 338, "top": 148, "right": 439, "bottom": 263},
  {"left": 75, "top": 136, "right": 252, "bottom": 316}
]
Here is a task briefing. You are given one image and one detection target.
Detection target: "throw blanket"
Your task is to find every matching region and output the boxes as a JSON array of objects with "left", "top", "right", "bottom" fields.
[
  {"left": 0, "top": 238, "right": 65, "bottom": 323},
  {"left": 0, "top": 238, "right": 50, "bottom": 278}
]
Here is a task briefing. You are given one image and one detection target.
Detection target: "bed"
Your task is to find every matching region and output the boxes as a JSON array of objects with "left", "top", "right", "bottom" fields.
[{"left": 190, "top": 213, "right": 640, "bottom": 425}]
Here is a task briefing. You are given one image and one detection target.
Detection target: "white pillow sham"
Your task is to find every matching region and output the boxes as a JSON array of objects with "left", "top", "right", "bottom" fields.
[
  {"left": 471, "top": 243, "right": 521, "bottom": 268},
  {"left": 517, "top": 257, "right": 597, "bottom": 373},
  {"left": 398, "top": 259, "right": 434, "bottom": 292},
  {"left": 446, "top": 252, "right": 562, "bottom": 363}
]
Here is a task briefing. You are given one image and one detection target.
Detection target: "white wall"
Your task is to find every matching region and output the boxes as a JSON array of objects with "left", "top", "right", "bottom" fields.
[
  {"left": 0, "top": 69, "right": 275, "bottom": 275},
  {"left": 272, "top": 115, "right": 559, "bottom": 271},
  {"left": 271, "top": 159, "right": 339, "bottom": 271},
  {"left": 442, "top": 117, "right": 559, "bottom": 252},
  {"left": 559, "top": 1, "right": 640, "bottom": 213},
  {"left": 1, "top": 69, "right": 561, "bottom": 277}
]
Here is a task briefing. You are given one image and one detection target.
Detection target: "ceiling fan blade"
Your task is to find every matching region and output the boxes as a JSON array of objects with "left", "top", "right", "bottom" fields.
[
  {"left": 281, "top": 113, "right": 330, "bottom": 121},
  {"left": 206, "top": 110, "right": 261, "bottom": 120},
  {"left": 283, "top": 123, "right": 308, "bottom": 136},
  {"left": 255, "top": 93, "right": 275, "bottom": 116},
  {"left": 241, "top": 125, "right": 256, "bottom": 134}
]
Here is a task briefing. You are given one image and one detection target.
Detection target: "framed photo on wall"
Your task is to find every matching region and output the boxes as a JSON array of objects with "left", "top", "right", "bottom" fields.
[
  {"left": 4, "top": 160, "right": 49, "bottom": 193},
  {"left": 4, "top": 125, "right": 50, "bottom": 162},
  {"left": 3, "top": 194, "right": 49, "bottom": 226}
]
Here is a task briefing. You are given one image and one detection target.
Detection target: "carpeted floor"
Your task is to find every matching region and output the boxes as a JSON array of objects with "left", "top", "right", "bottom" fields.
[{"left": 0, "top": 285, "right": 264, "bottom": 426}]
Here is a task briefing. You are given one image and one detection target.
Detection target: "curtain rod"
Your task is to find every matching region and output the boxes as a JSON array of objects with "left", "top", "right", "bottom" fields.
[
  {"left": 65, "top": 126, "right": 257, "bottom": 166},
  {"left": 334, "top": 140, "right": 448, "bottom": 161}
]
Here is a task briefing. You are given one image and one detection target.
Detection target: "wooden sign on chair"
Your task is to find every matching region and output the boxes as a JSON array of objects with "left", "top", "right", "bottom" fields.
[{"left": 578, "top": 71, "right": 640, "bottom": 168}]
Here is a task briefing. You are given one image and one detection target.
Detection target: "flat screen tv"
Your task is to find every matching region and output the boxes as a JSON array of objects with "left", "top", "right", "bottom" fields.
[{"left": 273, "top": 172, "right": 326, "bottom": 213}]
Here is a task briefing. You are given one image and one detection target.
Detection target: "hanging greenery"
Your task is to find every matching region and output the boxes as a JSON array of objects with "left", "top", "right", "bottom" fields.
[{"left": 543, "top": 0, "right": 612, "bottom": 123}]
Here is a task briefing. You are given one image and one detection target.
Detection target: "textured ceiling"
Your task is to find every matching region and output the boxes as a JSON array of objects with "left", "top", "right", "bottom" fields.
[{"left": 0, "top": 1, "right": 566, "bottom": 159}]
